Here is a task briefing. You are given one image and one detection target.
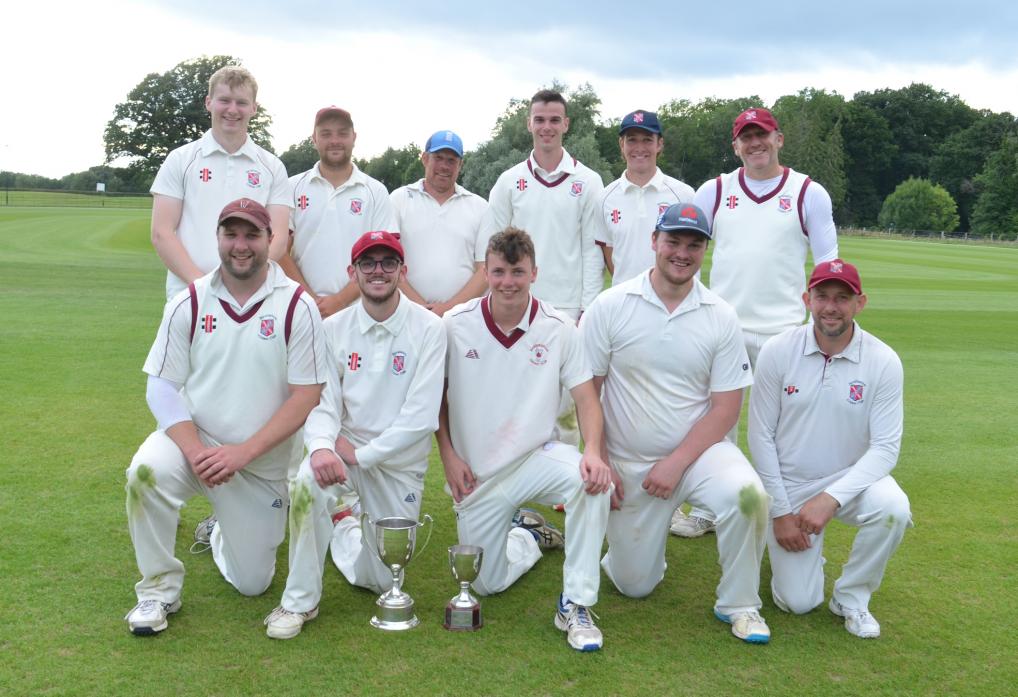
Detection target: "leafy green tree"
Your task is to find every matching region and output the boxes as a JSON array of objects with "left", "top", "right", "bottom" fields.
[
  {"left": 358, "top": 145, "right": 424, "bottom": 193},
  {"left": 279, "top": 137, "right": 319, "bottom": 176},
  {"left": 104, "top": 55, "right": 274, "bottom": 176},
  {"left": 771, "top": 89, "right": 848, "bottom": 212},
  {"left": 878, "top": 177, "right": 959, "bottom": 232},
  {"left": 929, "top": 111, "right": 1017, "bottom": 230},
  {"left": 59, "top": 165, "right": 153, "bottom": 193},
  {"left": 0, "top": 171, "right": 61, "bottom": 189},
  {"left": 970, "top": 135, "right": 1018, "bottom": 240},
  {"left": 840, "top": 100, "right": 898, "bottom": 226},
  {"left": 657, "top": 96, "right": 761, "bottom": 188}
]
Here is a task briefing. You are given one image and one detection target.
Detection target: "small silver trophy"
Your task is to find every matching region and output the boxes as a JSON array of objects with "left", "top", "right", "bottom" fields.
[
  {"left": 362, "top": 514, "right": 433, "bottom": 630},
  {"left": 444, "top": 544, "right": 484, "bottom": 631}
]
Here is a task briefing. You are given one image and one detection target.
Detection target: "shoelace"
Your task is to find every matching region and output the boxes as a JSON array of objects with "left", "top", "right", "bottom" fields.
[
  {"left": 565, "top": 603, "right": 599, "bottom": 629},
  {"left": 264, "top": 607, "right": 294, "bottom": 624},
  {"left": 189, "top": 519, "right": 216, "bottom": 554},
  {"left": 126, "top": 599, "right": 163, "bottom": 619}
]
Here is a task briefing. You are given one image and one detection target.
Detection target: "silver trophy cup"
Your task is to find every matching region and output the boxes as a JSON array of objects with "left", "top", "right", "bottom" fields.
[
  {"left": 444, "top": 544, "right": 484, "bottom": 631},
  {"left": 361, "top": 514, "right": 433, "bottom": 630}
]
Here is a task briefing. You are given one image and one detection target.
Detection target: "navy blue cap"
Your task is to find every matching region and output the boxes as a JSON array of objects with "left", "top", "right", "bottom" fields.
[
  {"left": 656, "top": 203, "right": 711, "bottom": 239},
  {"left": 424, "top": 130, "right": 464, "bottom": 157},
  {"left": 619, "top": 110, "right": 661, "bottom": 136}
]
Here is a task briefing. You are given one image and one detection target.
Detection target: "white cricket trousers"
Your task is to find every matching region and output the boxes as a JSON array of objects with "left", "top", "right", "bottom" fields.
[
  {"left": 453, "top": 442, "right": 610, "bottom": 607},
  {"left": 602, "top": 441, "right": 769, "bottom": 615},
  {"left": 768, "top": 475, "right": 911, "bottom": 614},
  {"left": 125, "top": 431, "right": 287, "bottom": 604},
  {"left": 280, "top": 456, "right": 425, "bottom": 613}
]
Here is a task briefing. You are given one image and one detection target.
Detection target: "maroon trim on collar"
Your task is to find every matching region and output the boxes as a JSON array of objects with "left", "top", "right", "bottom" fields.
[
  {"left": 284, "top": 286, "right": 305, "bottom": 345},
  {"left": 797, "top": 177, "right": 812, "bottom": 236},
  {"left": 526, "top": 159, "right": 571, "bottom": 188},
  {"left": 481, "top": 295, "right": 539, "bottom": 349},
  {"left": 738, "top": 166, "right": 790, "bottom": 204},
  {"left": 188, "top": 283, "right": 199, "bottom": 342},
  {"left": 219, "top": 298, "right": 265, "bottom": 323}
]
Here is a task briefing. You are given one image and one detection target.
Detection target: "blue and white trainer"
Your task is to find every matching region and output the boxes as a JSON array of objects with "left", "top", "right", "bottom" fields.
[
  {"left": 125, "top": 598, "right": 182, "bottom": 636},
  {"left": 511, "top": 507, "right": 564, "bottom": 550},
  {"left": 714, "top": 608, "right": 771, "bottom": 644},
  {"left": 555, "top": 595, "right": 603, "bottom": 651}
]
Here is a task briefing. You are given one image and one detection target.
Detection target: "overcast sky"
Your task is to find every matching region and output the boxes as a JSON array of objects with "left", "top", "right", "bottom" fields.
[{"left": 3, "top": 1, "right": 1017, "bottom": 179}]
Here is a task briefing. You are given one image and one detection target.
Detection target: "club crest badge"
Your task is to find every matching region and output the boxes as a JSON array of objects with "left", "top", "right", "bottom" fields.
[
  {"left": 259, "top": 315, "right": 276, "bottom": 339},
  {"left": 778, "top": 194, "right": 792, "bottom": 212},
  {"left": 658, "top": 203, "right": 670, "bottom": 216},
  {"left": 246, "top": 169, "right": 261, "bottom": 188},
  {"left": 848, "top": 381, "right": 865, "bottom": 403},
  {"left": 529, "top": 343, "right": 549, "bottom": 366},
  {"left": 349, "top": 198, "right": 363, "bottom": 215},
  {"left": 392, "top": 351, "right": 407, "bottom": 375},
  {"left": 570, "top": 181, "right": 584, "bottom": 197}
]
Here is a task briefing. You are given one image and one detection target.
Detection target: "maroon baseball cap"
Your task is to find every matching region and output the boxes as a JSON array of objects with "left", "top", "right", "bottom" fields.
[
  {"left": 808, "top": 259, "right": 862, "bottom": 294},
  {"left": 732, "top": 107, "right": 780, "bottom": 139},
  {"left": 315, "top": 106, "right": 353, "bottom": 128},
  {"left": 218, "top": 198, "right": 271, "bottom": 230},
  {"left": 351, "top": 231, "right": 404, "bottom": 264}
]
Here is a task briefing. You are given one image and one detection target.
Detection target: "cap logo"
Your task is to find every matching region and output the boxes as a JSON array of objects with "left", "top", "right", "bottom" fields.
[
  {"left": 371, "top": 232, "right": 383, "bottom": 240},
  {"left": 830, "top": 261, "right": 844, "bottom": 273},
  {"left": 634, "top": 112, "right": 644, "bottom": 123},
  {"left": 745, "top": 110, "right": 758, "bottom": 121},
  {"left": 239, "top": 199, "right": 250, "bottom": 209},
  {"left": 444, "top": 131, "right": 454, "bottom": 141},
  {"left": 680, "top": 206, "right": 698, "bottom": 220}
]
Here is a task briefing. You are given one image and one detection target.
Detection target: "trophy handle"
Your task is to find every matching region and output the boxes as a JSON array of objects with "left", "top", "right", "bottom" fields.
[{"left": 414, "top": 514, "right": 434, "bottom": 559}]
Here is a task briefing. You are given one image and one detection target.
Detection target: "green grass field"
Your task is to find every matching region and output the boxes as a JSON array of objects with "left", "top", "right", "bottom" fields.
[{"left": 1, "top": 207, "right": 1016, "bottom": 696}]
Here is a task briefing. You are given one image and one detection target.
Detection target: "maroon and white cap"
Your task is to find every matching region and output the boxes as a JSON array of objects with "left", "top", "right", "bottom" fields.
[
  {"left": 351, "top": 231, "right": 404, "bottom": 263},
  {"left": 808, "top": 259, "right": 862, "bottom": 294},
  {"left": 732, "top": 107, "right": 780, "bottom": 139},
  {"left": 218, "top": 198, "right": 271, "bottom": 230},
  {"left": 315, "top": 106, "right": 353, "bottom": 128}
]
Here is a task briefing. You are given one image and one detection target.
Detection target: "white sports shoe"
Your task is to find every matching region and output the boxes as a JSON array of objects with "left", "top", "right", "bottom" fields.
[
  {"left": 512, "top": 508, "right": 565, "bottom": 550},
  {"left": 714, "top": 609, "right": 771, "bottom": 644},
  {"left": 669, "top": 509, "right": 716, "bottom": 538},
  {"left": 555, "top": 595, "right": 603, "bottom": 652},
  {"left": 125, "top": 598, "right": 181, "bottom": 635},
  {"left": 264, "top": 606, "right": 319, "bottom": 639},
  {"left": 829, "top": 598, "right": 880, "bottom": 638}
]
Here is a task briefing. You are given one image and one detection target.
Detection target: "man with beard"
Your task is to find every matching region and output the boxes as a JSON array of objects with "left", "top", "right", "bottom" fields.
[
  {"left": 748, "top": 259, "right": 910, "bottom": 639},
  {"left": 581, "top": 203, "right": 771, "bottom": 645},
  {"left": 287, "top": 107, "right": 396, "bottom": 317},
  {"left": 264, "top": 231, "right": 446, "bottom": 639},
  {"left": 124, "top": 198, "right": 328, "bottom": 635}
]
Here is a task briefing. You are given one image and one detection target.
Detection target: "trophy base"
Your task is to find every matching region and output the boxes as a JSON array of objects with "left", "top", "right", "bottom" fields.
[
  {"left": 443, "top": 603, "right": 483, "bottom": 631},
  {"left": 370, "top": 595, "right": 419, "bottom": 631}
]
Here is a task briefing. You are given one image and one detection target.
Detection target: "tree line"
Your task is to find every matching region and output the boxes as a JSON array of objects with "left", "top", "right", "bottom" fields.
[{"left": 6, "top": 56, "right": 1016, "bottom": 239}]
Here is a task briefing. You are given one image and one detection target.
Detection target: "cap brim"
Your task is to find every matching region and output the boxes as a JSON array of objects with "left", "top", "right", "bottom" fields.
[
  {"left": 220, "top": 212, "right": 269, "bottom": 230},
  {"left": 619, "top": 125, "right": 661, "bottom": 136}
]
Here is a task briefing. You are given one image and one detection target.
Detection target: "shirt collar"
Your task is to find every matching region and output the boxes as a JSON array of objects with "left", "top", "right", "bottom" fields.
[
  {"left": 411, "top": 178, "right": 467, "bottom": 201},
  {"left": 803, "top": 320, "right": 863, "bottom": 362},
  {"left": 209, "top": 260, "right": 288, "bottom": 309},
  {"left": 622, "top": 167, "right": 666, "bottom": 192},
  {"left": 310, "top": 161, "right": 368, "bottom": 190},
  {"left": 199, "top": 129, "right": 259, "bottom": 160},
  {"left": 627, "top": 270, "right": 717, "bottom": 317},
  {"left": 355, "top": 290, "right": 410, "bottom": 336},
  {"left": 528, "top": 148, "right": 575, "bottom": 178}
]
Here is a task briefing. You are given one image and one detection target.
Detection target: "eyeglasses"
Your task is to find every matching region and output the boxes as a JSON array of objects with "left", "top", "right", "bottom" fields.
[{"left": 355, "top": 257, "right": 401, "bottom": 273}]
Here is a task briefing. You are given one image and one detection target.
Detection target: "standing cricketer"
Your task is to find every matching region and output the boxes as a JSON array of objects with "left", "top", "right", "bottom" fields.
[
  {"left": 673, "top": 106, "right": 840, "bottom": 539},
  {"left": 264, "top": 231, "right": 446, "bottom": 639},
  {"left": 582, "top": 203, "right": 772, "bottom": 644},
  {"left": 287, "top": 107, "right": 397, "bottom": 317},
  {"left": 124, "top": 198, "right": 327, "bottom": 635},
  {"left": 748, "top": 259, "right": 910, "bottom": 639},
  {"left": 390, "top": 129, "right": 489, "bottom": 317},
  {"left": 150, "top": 66, "right": 291, "bottom": 300},
  {"left": 437, "top": 228, "right": 612, "bottom": 652},
  {"left": 597, "top": 109, "right": 694, "bottom": 285}
]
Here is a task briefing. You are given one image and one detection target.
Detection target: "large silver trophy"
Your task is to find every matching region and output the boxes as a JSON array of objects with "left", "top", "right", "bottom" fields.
[
  {"left": 444, "top": 544, "right": 484, "bottom": 631},
  {"left": 361, "top": 514, "right": 433, "bottom": 630}
]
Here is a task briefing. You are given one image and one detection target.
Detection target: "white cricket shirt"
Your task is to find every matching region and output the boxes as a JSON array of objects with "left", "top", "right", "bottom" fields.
[
  {"left": 443, "top": 295, "right": 592, "bottom": 481},
  {"left": 748, "top": 323, "right": 904, "bottom": 517},
  {"left": 581, "top": 271, "right": 753, "bottom": 465},
  {"left": 143, "top": 261, "right": 328, "bottom": 479},
  {"left": 479, "top": 149, "right": 605, "bottom": 312},
  {"left": 289, "top": 163, "right": 396, "bottom": 295},
  {"left": 692, "top": 167, "right": 839, "bottom": 335},
  {"left": 598, "top": 168, "right": 695, "bottom": 285},
  {"left": 304, "top": 292, "right": 446, "bottom": 483},
  {"left": 390, "top": 179, "right": 488, "bottom": 302},
  {"left": 151, "top": 130, "right": 291, "bottom": 298}
]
